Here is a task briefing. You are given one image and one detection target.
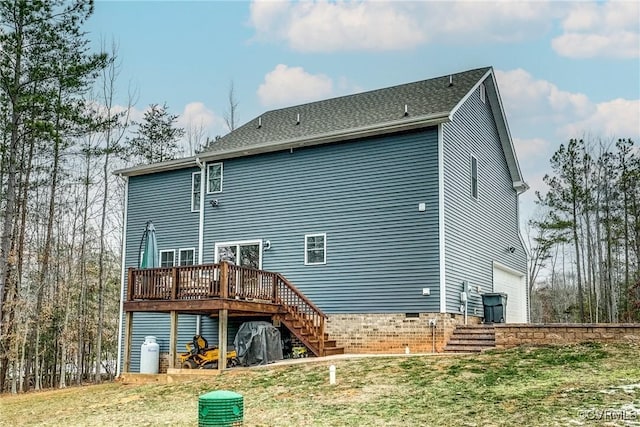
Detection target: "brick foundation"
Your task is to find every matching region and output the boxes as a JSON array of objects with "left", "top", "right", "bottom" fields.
[
  {"left": 326, "top": 313, "right": 481, "bottom": 354},
  {"left": 159, "top": 353, "right": 170, "bottom": 373},
  {"left": 494, "top": 324, "right": 640, "bottom": 349}
]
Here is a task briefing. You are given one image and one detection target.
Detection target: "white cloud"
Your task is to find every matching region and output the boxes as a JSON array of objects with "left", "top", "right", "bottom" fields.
[
  {"left": 250, "top": 0, "right": 425, "bottom": 52},
  {"left": 86, "top": 99, "right": 145, "bottom": 125},
  {"left": 498, "top": 68, "right": 639, "bottom": 140},
  {"left": 248, "top": 0, "right": 557, "bottom": 52},
  {"left": 562, "top": 98, "right": 640, "bottom": 138},
  {"left": 177, "top": 102, "right": 219, "bottom": 129},
  {"left": 175, "top": 102, "right": 226, "bottom": 154},
  {"left": 249, "top": 1, "right": 638, "bottom": 59},
  {"left": 114, "top": 104, "right": 145, "bottom": 124},
  {"left": 552, "top": 1, "right": 640, "bottom": 58},
  {"left": 513, "top": 137, "right": 550, "bottom": 160},
  {"left": 496, "top": 69, "right": 594, "bottom": 125},
  {"left": 432, "top": 1, "right": 558, "bottom": 43},
  {"left": 257, "top": 64, "right": 334, "bottom": 107}
]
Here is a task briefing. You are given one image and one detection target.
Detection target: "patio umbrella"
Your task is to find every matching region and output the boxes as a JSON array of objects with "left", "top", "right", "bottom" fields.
[{"left": 139, "top": 221, "right": 159, "bottom": 268}]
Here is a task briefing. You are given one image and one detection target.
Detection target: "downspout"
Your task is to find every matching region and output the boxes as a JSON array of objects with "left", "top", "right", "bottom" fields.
[
  {"left": 116, "top": 174, "right": 129, "bottom": 377},
  {"left": 437, "top": 124, "right": 447, "bottom": 313},
  {"left": 195, "top": 157, "right": 206, "bottom": 335}
]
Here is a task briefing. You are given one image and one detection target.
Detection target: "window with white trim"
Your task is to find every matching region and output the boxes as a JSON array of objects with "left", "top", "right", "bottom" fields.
[
  {"left": 191, "top": 171, "right": 201, "bottom": 212},
  {"left": 160, "top": 249, "right": 175, "bottom": 268},
  {"left": 304, "top": 233, "right": 326, "bottom": 265},
  {"left": 480, "top": 83, "right": 486, "bottom": 103},
  {"left": 178, "top": 248, "right": 195, "bottom": 266},
  {"left": 207, "top": 163, "right": 223, "bottom": 193},
  {"left": 471, "top": 155, "right": 479, "bottom": 200}
]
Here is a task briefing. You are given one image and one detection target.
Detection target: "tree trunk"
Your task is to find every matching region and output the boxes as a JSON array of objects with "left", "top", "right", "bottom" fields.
[{"left": 0, "top": 9, "right": 24, "bottom": 332}]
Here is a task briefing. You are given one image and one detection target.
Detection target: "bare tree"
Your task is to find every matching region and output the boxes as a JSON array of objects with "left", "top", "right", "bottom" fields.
[
  {"left": 185, "top": 121, "right": 207, "bottom": 156},
  {"left": 224, "top": 81, "right": 239, "bottom": 132}
]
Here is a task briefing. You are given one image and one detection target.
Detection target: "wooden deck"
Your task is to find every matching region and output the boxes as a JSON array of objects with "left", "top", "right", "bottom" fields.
[{"left": 123, "top": 262, "right": 342, "bottom": 372}]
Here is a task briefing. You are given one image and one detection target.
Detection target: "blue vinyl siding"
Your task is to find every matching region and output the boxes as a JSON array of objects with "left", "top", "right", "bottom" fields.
[
  {"left": 202, "top": 129, "right": 441, "bottom": 313},
  {"left": 122, "top": 129, "right": 441, "bottom": 369},
  {"left": 442, "top": 78, "right": 527, "bottom": 315},
  {"left": 126, "top": 168, "right": 201, "bottom": 267}
]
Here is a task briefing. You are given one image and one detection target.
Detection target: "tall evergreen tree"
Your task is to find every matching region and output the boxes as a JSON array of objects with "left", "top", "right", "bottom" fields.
[
  {"left": 539, "top": 139, "right": 588, "bottom": 321},
  {"left": 127, "top": 103, "right": 185, "bottom": 165}
]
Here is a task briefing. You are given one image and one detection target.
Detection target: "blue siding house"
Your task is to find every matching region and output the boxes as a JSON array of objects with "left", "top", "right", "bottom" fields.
[{"left": 116, "top": 67, "right": 528, "bottom": 373}]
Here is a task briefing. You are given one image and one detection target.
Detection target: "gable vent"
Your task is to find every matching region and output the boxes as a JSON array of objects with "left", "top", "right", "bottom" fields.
[{"left": 296, "top": 113, "right": 300, "bottom": 125}]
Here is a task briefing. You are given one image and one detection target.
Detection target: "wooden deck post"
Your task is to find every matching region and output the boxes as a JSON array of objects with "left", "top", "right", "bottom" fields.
[
  {"left": 123, "top": 312, "right": 133, "bottom": 373},
  {"left": 319, "top": 316, "right": 325, "bottom": 357},
  {"left": 127, "top": 268, "right": 134, "bottom": 301},
  {"left": 169, "top": 311, "right": 178, "bottom": 370},
  {"left": 220, "top": 261, "right": 228, "bottom": 299},
  {"left": 218, "top": 309, "right": 228, "bottom": 371},
  {"left": 171, "top": 267, "right": 178, "bottom": 300}
]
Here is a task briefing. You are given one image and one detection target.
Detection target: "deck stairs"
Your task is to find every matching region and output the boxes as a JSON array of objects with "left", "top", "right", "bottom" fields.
[{"left": 274, "top": 306, "right": 344, "bottom": 357}]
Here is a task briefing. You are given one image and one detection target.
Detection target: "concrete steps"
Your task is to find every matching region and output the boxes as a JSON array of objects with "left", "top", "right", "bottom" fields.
[{"left": 444, "top": 325, "right": 496, "bottom": 353}]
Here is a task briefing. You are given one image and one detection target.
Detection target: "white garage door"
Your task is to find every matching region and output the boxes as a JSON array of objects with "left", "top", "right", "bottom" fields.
[{"left": 492, "top": 262, "right": 527, "bottom": 323}]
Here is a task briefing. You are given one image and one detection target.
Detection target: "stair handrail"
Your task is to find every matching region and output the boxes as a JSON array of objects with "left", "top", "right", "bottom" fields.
[{"left": 275, "top": 273, "right": 328, "bottom": 319}]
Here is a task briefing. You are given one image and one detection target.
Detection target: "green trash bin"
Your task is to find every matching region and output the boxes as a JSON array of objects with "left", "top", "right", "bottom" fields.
[
  {"left": 199, "top": 390, "right": 243, "bottom": 426},
  {"left": 482, "top": 293, "right": 508, "bottom": 323}
]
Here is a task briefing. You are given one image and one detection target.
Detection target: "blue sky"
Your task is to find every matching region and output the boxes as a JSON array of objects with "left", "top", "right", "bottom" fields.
[{"left": 86, "top": 0, "right": 640, "bottom": 221}]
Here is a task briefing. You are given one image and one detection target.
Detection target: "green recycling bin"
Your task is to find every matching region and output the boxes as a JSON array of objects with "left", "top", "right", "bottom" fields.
[
  {"left": 198, "top": 390, "right": 243, "bottom": 426},
  {"left": 482, "top": 293, "right": 508, "bottom": 323}
]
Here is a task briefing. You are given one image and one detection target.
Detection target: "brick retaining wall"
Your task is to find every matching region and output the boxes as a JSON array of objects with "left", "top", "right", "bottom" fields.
[
  {"left": 326, "top": 313, "right": 480, "bottom": 353},
  {"left": 494, "top": 324, "right": 640, "bottom": 349}
]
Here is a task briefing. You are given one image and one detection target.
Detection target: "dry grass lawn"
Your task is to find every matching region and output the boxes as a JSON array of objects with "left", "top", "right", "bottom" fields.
[{"left": 1, "top": 343, "right": 639, "bottom": 426}]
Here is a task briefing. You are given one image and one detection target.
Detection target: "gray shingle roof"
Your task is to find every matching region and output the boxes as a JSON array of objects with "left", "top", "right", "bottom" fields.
[{"left": 207, "top": 67, "right": 491, "bottom": 153}]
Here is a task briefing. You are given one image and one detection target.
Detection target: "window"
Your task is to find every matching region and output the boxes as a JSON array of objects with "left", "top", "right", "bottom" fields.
[
  {"left": 160, "top": 250, "right": 175, "bottom": 268},
  {"left": 178, "top": 248, "right": 195, "bottom": 266},
  {"left": 480, "top": 83, "right": 486, "bottom": 103},
  {"left": 471, "top": 155, "right": 479, "bottom": 199},
  {"left": 191, "top": 171, "right": 201, "bottom": 212},
  {"left": 305, "top": 233, "right": 326, "bottom": 265},
  {"left": 207, "top": 163, "right": 223, "bottom": 193},
  {"left": 215, "top": 241, "right": 262, "bottom": 269}
]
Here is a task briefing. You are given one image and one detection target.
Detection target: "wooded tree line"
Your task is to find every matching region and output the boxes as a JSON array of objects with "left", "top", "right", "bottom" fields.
[
  {"left": 0, "top": 1, "right": 192, "bottom": 393},
  {"left": 530, "top": 137, "right": 640, "bottom": 324}
]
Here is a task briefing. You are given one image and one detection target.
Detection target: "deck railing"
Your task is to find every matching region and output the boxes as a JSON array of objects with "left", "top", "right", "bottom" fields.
[
  {"left": 127, "top": 264, "right": 221, "bottom": 301},
  {"left": 127, "top": 261, "right": 327, "bottom": 355}
]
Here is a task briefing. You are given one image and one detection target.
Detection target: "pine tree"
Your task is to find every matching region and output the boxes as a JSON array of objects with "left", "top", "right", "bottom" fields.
[{"left": 127, "top": 103, "right": 185, "bottom": 165}]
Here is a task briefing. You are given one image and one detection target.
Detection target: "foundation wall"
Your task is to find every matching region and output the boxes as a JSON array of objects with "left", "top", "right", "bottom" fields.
[{"left": 326, "top": 313, "right": 481, "bottom": 353}]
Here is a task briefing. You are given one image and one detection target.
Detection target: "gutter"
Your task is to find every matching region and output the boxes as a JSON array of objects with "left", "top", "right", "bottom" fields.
[{"left": 114, "top": 112, "right": 451, "bottom": 177}]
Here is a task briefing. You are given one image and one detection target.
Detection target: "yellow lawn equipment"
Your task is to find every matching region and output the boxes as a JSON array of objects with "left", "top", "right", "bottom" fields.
[{"left": 179, "top": 335, "right": 238, "bottom": 369}]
